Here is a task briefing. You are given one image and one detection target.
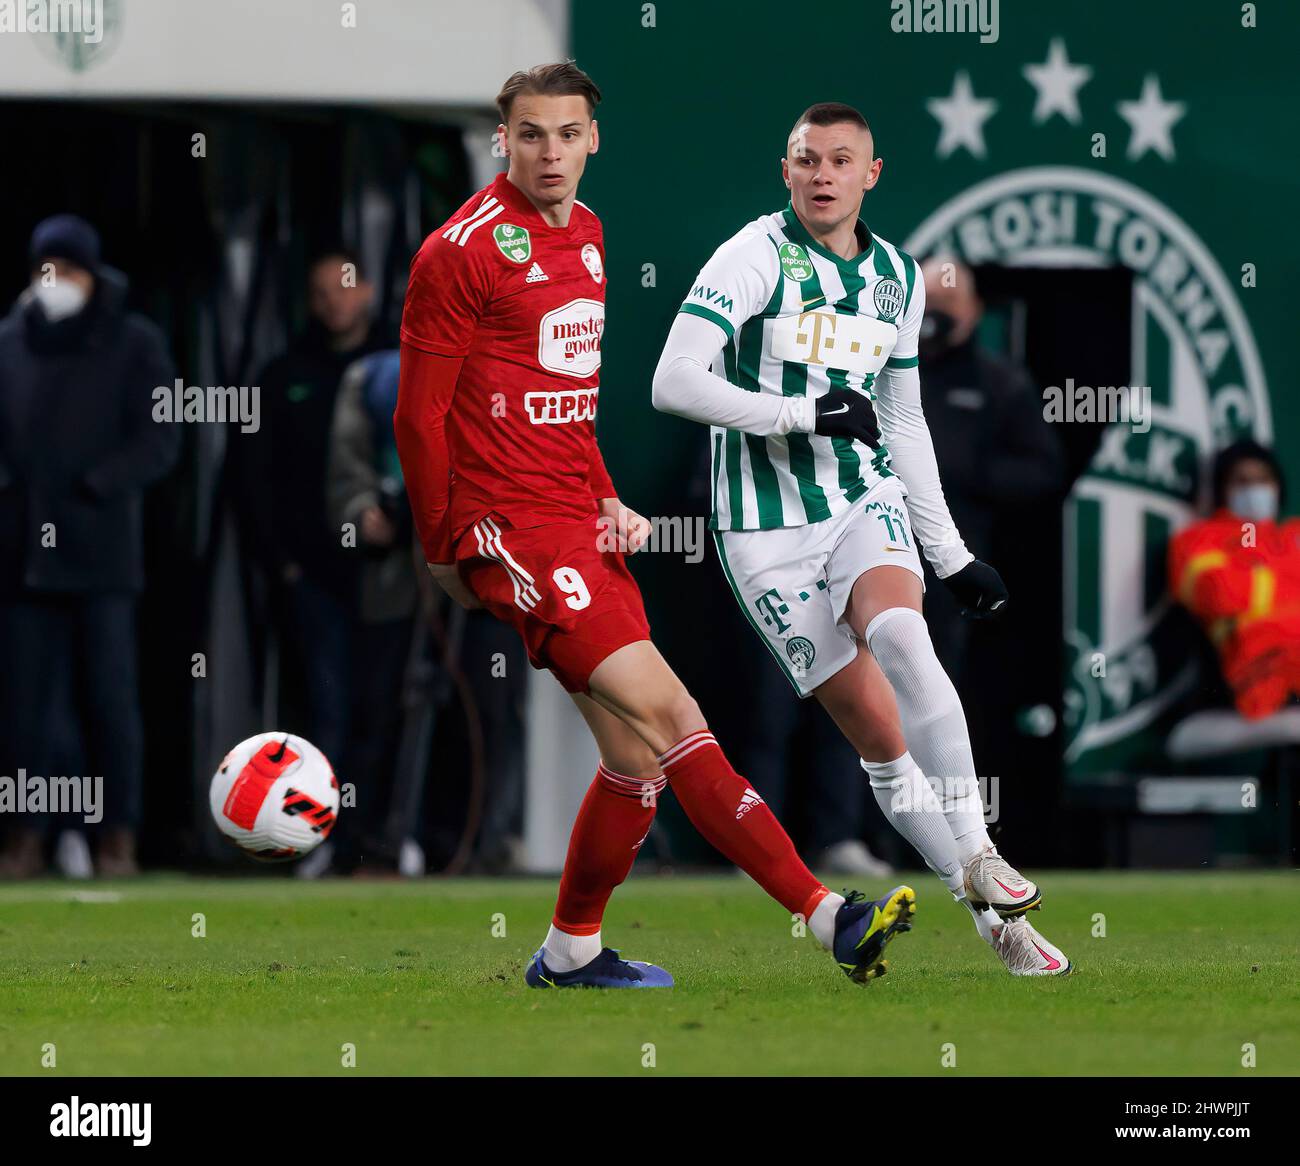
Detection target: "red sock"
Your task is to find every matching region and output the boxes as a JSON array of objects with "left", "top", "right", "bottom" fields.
[
  {"left": 658, "top": 731, "right": 828, "bottom": 919},
  {"left": 552, "top": 763, "right": 663, "bottom": 935}
]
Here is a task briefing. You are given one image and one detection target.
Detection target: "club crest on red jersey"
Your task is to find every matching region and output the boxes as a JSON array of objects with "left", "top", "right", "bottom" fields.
[{"left": 581, "top": 243, "right": 603, "bottom": 283}]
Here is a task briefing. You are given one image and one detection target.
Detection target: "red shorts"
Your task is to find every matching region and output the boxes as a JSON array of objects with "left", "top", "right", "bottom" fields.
[{"left": 455, "top": 512, "right": 652, "bottom": 693}]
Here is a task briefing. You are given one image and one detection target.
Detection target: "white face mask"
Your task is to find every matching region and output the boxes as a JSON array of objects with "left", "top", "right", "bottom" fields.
[
  {"left": 30, "top": 279, "right": 89, "bottom": 322},
  {"left": 1227, "top": 483, "right": 1279, "bottom": 522}
]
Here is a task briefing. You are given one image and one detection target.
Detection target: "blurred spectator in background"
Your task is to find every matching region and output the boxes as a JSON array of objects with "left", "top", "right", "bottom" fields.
[
  {"left": 1169, "top": 440, "right": 1300, "bottom": 731},
  {"left": 326, "top": 342, "right": 531, "bottom": 875},
  {"left": 740, "top": 676, "right": 894, "bottom": 876},
  {"left": 232, "top": 248, "right": 385, "bottom": 787},
  {"left": 414, "top": 598, "right": 530, "bottom": 875},
  {"left": 916, "top": 256, "right": 1065, "bottom": 684},
  {"left": 463, "top": 610, "right": 528, "bottom": 874},
  {"left": 325, "top": 348, "right": 419, "bottom": 875},
  {"left": 685, "top": 435, "right": 891, "bottom": 876},
  {"left": 0, "top": 214, "right": 179, "bottom": 877}
]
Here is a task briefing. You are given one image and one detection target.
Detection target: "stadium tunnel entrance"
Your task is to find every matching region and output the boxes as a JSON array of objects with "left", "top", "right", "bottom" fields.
[{"left": 0, "top": 99, "right": 474, "bottom": 866}]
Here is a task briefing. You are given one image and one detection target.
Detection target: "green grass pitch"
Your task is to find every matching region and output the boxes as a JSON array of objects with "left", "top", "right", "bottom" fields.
[{"left": 1, "top": 871, "right": 1296, "bottom": 1076}]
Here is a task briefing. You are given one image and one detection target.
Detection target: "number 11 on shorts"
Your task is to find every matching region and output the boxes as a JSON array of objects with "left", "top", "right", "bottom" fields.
[{"left": 876, "top": 512, "right": 911, "bottom": 548}]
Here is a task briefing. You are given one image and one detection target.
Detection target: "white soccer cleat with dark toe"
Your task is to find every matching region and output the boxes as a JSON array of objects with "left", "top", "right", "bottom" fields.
[{"left": 963, "top": 846, "right": 1041, "bottom": 917}]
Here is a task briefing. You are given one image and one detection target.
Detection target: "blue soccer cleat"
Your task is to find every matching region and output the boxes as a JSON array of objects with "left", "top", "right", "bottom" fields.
[
  {"left": 832, "top": 885, "right": 916, "bottom": 985},
  {"left": 524, "top": 946, "right": 674, "bottom": 989}
]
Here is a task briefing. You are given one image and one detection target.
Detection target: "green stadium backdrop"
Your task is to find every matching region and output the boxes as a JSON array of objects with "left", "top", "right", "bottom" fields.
[{"left": 572, "top": 0, "right": 1297, "bottom": 832}]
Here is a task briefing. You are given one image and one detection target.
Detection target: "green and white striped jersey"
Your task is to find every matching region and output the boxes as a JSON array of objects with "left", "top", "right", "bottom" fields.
[{"left": 678, "top": 204, "right": 923, "bottom": 531}]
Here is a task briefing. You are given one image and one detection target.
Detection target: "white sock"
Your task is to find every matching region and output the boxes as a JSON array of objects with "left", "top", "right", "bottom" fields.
[
  {"left": 809, "top": 891, "right": 845, "bottom": 949},
  {"left": 863, "top": 751, "right": 964, "bottom": 895},
  {"left": 865, "top": 608, "right": 993, "bottom": 863},
  {"left": 950, "top": 817, "right": 993, "bottom": 865},
  {"left": 542, "top": 925, "right": 601, "bottom": 973},
  {"left": 959, "top": 894, "right": 1002, "bottom": 944}
]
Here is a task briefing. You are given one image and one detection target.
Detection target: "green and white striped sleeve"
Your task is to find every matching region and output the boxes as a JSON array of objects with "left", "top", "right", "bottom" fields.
[
  {"left": 885, "top": 250, "right": 923, "bottom": 370},
  {"left": 873, "top": 267, "right": 973, "bottom": 578},
  {"left": 652, "top": 230, "right": 815, "bottom": 436},
  {"left": 674, "top": 226, "right": 776, "bottom": 341}
]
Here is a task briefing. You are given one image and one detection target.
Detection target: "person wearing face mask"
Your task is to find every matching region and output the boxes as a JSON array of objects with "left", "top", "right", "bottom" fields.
[
  {"left": 914, "top": 256, "right": 1066, "bottom": 684},
  {"left": 1168, "top": 440, "right": 1300, "bottom": 721},
  {"left": 0, "top": 214, "right": 180, "bottom": 878}
]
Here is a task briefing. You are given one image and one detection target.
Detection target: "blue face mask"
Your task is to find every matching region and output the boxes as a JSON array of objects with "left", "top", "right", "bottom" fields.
[{"left": 1227, "top": 483, "right": 1279, "bottom": 522}]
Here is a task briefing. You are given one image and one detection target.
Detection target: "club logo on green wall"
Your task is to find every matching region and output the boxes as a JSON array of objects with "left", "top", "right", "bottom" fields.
[{"left": 908, "top": 168, "right": 1268, "bottom": 776}]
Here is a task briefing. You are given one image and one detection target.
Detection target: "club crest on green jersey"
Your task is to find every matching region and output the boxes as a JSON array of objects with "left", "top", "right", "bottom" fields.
[
  {"left": 873, "top": 276, "right": 904, "bottom": 321},
  {"left": 786, "top": 636, "right": 816, "bottom": 672},
  {"left": 494, "top": 223, "right": 532, "bottom": 263},
  {"left": 778, "top": 242, "right": 814, "bottom": 282}
]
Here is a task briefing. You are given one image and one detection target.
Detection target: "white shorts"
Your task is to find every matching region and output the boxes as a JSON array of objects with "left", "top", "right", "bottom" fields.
[{"left": 714, "top": 480, "right": 925, "bottom": 697}]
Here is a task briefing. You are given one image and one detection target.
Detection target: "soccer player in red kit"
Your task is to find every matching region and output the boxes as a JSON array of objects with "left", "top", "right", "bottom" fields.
[{"left": 394, "top": 62, "right": 914, "bottom": 988}]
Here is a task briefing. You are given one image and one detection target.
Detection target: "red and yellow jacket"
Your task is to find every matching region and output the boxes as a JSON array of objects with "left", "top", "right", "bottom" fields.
[{"left": 1168, "top": 510, "right": 1300, "bottom": 719}]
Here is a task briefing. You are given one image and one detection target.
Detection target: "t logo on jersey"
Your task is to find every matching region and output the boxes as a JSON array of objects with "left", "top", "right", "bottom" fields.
[
  {"left": 523, "top": 387, "right": 598, "bottom": 425},
  {"left": 538, "top": 298, "right": 604, "bottom": 378},
  {"left": 755, "top": 588, "right": 791, "bottom": 634},
  {"left": 770, "top": 310, "right": 898, "bottom": 376}
]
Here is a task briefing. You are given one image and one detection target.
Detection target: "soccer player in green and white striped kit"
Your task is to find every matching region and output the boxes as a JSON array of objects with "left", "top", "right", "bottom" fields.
[{"left": 653, "top": 102, "right": 1070, "bottom": 976}]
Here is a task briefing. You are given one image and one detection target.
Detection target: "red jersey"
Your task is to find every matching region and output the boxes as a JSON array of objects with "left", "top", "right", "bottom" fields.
[
  {"left": 399, "top": 173, "right": 615, "bottom": 559},
  {"left": 1169, "top": 510, "right": 1300, "bottom": 718}
]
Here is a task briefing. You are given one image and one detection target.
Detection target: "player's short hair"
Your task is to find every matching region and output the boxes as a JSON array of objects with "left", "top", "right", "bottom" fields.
[
  {"left": 496, "top": 61, "right": 602, "bottom": 124},
  {"left": 789, "top": 102, "right": 872, "bottom": 143},
  {"left": 308, "top": 245, "right": 365, "bottom": 283}
]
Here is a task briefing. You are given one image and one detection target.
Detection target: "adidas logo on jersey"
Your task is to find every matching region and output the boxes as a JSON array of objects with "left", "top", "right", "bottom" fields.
[
  {"left": 525, "top": 262, "right": 548, "bottom": 283},
  {"left": 735, "top": 788, "right": 765, "bottom": 821}
]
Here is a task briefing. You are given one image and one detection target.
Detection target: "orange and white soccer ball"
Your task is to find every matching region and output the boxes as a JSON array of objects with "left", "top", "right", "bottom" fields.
[{"left": 209, "top": 732, "right": 340, "bottom": 861}]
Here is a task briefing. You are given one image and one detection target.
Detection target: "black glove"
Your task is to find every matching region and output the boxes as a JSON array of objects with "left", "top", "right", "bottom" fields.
[
  {"left": 943, "top": 559, "right": 1008, "bottom": 620},
  {"left": 814, "top": 389, "right": 881, "bottom": 448}
]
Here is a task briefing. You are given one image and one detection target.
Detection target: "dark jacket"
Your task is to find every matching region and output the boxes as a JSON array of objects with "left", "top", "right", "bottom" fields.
[
  {"left": 232, "top": 322, "right": 385, "bottom": 602},
  {"left": 0, "top": 267, "right": 179, "bottom": 594},
  {"left": 920, "top": 338, "right": 1066, "bottom": 556},
  {"left": 327, "top": 350, "right": 418, "bottom": 624}
]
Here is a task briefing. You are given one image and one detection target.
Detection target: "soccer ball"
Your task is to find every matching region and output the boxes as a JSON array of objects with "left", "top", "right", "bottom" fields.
[{"left": 209, "top": 732, "right": 340, "bottom": 861}]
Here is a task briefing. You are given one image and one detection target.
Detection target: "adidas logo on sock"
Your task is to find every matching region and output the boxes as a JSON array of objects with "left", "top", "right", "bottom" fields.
[
  {"left": 525, "top": 262, "right": 548, "bottom": 283},
  {"left": 735, "top": 788, "right": 765, "bottom": 820}
]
